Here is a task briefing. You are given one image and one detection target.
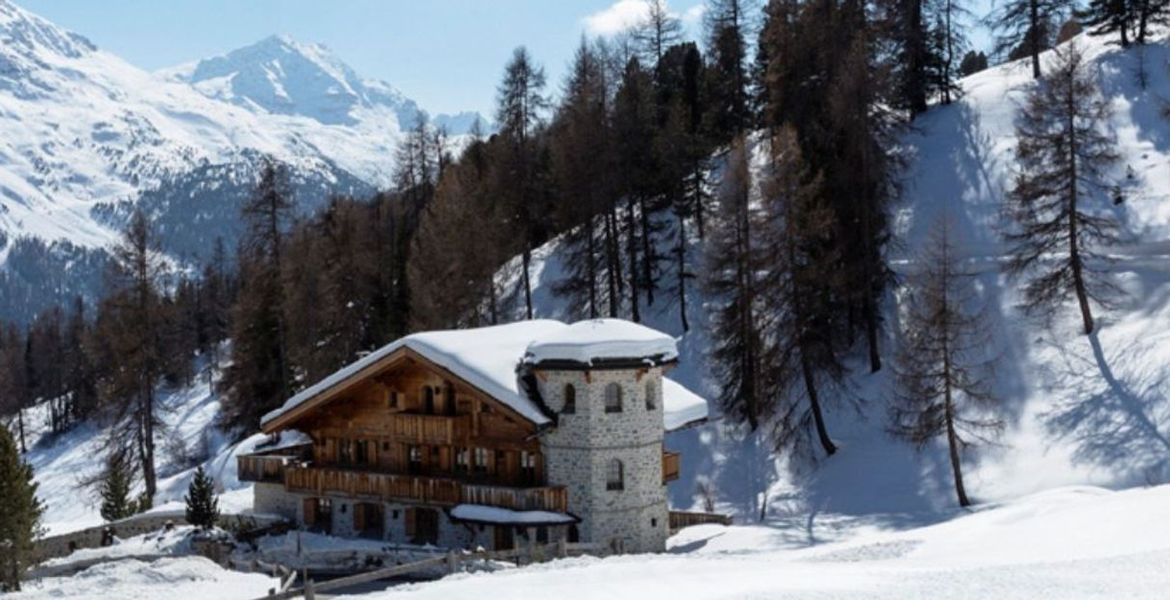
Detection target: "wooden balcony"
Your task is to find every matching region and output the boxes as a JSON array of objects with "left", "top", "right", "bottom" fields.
[
  {"left": 238, "top": 454, "right": 296, "bottom": 484},
  {"left": 389, "top": 412, "right": 471, "bottom": 445},
  {"left": 662, "top": 450, "right": 681, "bottom": 484},
  {"left": 283, "top": 465, "right": 567, "bottom": 513},
  {"left": 461, "top": 483, "right": 568, "bottom": 513}
]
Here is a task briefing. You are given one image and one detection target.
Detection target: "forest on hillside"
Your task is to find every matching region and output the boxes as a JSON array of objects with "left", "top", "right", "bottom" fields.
[{"left": 0, "top": 0, "right": 1162, "bottom": 558}]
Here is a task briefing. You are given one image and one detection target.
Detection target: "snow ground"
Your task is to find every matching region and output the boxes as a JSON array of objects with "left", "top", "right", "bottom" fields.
[
  {"left": 341, "top": 484, "right": 1170, "bottom": 599},
  {"left": 11, "top": 555, "right": 278, "bottom": 600}
]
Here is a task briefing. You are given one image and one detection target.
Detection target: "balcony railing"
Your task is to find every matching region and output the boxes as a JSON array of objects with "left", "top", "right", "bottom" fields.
[
  {"left": 238, "top": 454, "right": 297, "bottom": 484},
  {"left": 389, "top": 412, "right": 471, "bottom": 445},
  {"left": 282, "top": 464, "right": 568, "bottom": 513},
  {"left": 662, "top": 450, "right": 681, "bottom": 484}
]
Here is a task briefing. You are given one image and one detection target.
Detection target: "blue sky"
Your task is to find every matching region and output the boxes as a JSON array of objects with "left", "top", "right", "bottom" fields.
[
  {"left": 21, "top": 0, "right": 992, "bottom": 118},
  {"left": 20, "top": 0, "right": 705, "bottom": 117}
]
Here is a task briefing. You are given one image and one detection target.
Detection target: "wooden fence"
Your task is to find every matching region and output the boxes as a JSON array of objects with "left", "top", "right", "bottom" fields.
[
  {"left": 253, "top": 541, "right": 603, "bottom": 600},
  {"left": 668, "top": 510, "right": 733, "bottom": 532}
]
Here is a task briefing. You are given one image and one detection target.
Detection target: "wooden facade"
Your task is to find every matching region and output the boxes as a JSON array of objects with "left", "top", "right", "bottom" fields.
[{"left": 240, "top": 349, "right": 564, "bottom": 513}]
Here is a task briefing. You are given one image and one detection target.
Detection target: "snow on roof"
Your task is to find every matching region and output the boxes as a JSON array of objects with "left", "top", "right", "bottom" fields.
[
  {"left": 524, "top": 318, "right": 679, "bottom": 366},
  {"left": 449, "top": 504, "right": 577, "bottom": 526},
  {"left": 260, "top": 318, "right": 707, "bottom": 432},
  {"left": 262, "top": 320, "right": 565, "bottom": 428}
]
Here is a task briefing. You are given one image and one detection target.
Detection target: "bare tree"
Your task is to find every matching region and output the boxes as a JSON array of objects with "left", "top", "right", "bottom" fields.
[
  {"left": 891, "top": 217, "right": 1003, "bottom": 507},
  {"left": 1005, "top": 42, "right": 1121, "bottom": 335}
]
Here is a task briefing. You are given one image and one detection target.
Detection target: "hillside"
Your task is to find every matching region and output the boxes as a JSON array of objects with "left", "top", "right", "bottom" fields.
[{"left": 0, "top": 0, "right": 479, "bottom": 323}]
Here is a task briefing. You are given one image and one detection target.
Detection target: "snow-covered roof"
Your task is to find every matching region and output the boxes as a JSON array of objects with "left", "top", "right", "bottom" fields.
[
  {"left": 260, "top": 319, "right": 707, "bottom": 432},
  {"left": 524, "top": 318, "right": 679, "bottom": 366},
  {"left": 449, "top": 504, "right": 577, "bottom": 526}
]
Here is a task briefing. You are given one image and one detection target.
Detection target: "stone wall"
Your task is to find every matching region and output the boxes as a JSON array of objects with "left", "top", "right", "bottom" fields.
[{"left": 539, "top": 367, "right": 669, "bottom": 553}]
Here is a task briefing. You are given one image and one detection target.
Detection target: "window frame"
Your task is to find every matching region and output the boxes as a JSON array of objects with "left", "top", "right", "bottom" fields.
[{"left": 604, "top": 383, "right": 623, "bottom": 414}]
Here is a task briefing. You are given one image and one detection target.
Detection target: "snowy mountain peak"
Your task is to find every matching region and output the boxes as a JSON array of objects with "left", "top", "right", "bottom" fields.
[
  {"left": 167, "top": 33, "right": 421, "bottom": 127},
  {"left": 0, "top": 0, "right": 95, "bottom": 66}
]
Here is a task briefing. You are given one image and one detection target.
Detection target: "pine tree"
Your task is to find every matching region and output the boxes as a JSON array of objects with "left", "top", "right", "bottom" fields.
[
  {"left": 1005, "top": 42, "right": 1120, "bottom": 335},
  {"left": 1078, "top": 0, "right": 1132, "bottom": 46},
  {"left": 184, "top": 466, "right": 219, "bottom": 531},
  {"left": 0, "top": 425, "right": 43, "bottom": 591},
  {"left": 704, "top": 0, "right": 753, "bottom": 142},
  {"left": 98, "top": 449, "right": 136, "bottom": 522},
  {"left": 959, "top": 50, "right": 989, "bottom": 75},
  {"left": 891, "top": 217, "right": 1003, "bottom": 507}
]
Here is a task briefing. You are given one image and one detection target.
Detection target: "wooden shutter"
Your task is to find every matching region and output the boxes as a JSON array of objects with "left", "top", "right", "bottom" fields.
[
  {"left": 404, "top": 507, "right": 417, "bottom": 539},
  {"left": 303, "top": 498, "right": 317, "bottom": 528}
]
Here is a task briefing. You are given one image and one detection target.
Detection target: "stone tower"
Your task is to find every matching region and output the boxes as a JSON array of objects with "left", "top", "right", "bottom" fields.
[{"left": 525, "top": 320, "right": 675, "bottom": 553}]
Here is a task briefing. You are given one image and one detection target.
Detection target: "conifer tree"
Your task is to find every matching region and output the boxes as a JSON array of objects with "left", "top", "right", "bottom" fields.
[
  {"left": 636, "top": 0, "right": 683, "bottom": 69},
  {"left": 495, "top": 47, "right": 550, "bottom": 321},
  {"left": 891, "top": 217, "right": 1003, "bottom": 507},
  {"left": 184, "top": 466, "right": 219, "bottom": 531},
  {"left": 98, "top": 449, "right": 136, "bottom": 522},
  {"left": 704, "top": 0, "right": 753, "bottom": 142},
  {"left": 704, "top": 136, "right": 765, "bottom": 430},
  {"left": 0, "top": 425, "right": 42, "bottom": 591},
  {"left": 757, "top": 128, "right": 844, "bottom": 457},
  {"left": 220, "top": 160, "right": 294, "bottom": 434},
  {"left": 1005, "top": 42, "right": 1120, "bottom": 335},
  {"left": 989, "top": 0, "right": 1071, "bottom": 78}
]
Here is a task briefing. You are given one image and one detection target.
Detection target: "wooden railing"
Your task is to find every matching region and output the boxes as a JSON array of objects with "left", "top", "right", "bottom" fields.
[
  {"left": 662, "top": 450, "right": 681, "bottom": 483},
  {"left": 389, "top": 412, "right": 471, "bottom": 445},
  {"left": 461, "top": 483, "right": 568, "bottom": 513},
  {"left": 668, "top": 510, "right": 732, "bottom": 531},
  {"left": 285, "top": 466, "right": 462, "bottom": 505},
  {"left": 238, "top": 455, "right": 294, "bottom": 484}
]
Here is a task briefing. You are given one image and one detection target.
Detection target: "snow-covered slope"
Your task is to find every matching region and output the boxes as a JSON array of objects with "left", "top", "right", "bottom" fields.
[{"left": 489, "top": 32, "right": 1170, "bottom": 522}]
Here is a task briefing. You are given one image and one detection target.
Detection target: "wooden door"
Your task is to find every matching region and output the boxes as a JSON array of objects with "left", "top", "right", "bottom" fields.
[{"left": 494, "top": 525, "right": 514, "bottom": 551}]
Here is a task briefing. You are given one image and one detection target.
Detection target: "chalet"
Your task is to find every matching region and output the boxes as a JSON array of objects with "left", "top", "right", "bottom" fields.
[{"left": 239, "top": 318, "right": 709, "bottom": 554}]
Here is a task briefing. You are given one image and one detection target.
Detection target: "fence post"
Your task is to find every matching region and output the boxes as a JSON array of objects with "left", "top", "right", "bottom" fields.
[
  {"left": 446, "top": 550, "right": 458, "bottom": 574},
  {"left": 557, "top": 537, "right": 567, "bottom": 559},
  {"left": 304, "top": 577, "right": 315, "bottom": 600}
]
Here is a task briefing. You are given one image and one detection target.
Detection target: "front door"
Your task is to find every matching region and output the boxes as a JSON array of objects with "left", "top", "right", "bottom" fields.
[{"left": 494, "top": 525, "right": 514, "bottom": 551}]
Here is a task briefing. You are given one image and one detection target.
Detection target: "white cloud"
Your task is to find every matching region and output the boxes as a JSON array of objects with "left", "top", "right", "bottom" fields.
[
  {"left": 681, "top": 4, "right": 705, "bottom": 27},
  {"left": 583, "top": 0, "right": 650, "bottom": 36}
]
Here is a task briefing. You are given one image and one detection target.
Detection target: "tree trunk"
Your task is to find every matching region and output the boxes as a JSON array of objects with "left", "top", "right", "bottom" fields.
[
  {"left": 626, "top": 201, "right": 641, "bottom": 322},
  {"left": 141, "top": 383, "right": 157, "bottom": 501},
  {"left": 17, "top": 408, "right": 26, "bottom": 454},
  {"left": 945, "top": 385, "right": 970, "bottom": 507},
  {"left": 801, "top": 350, "right": 837, "bottom": 456},
  {"left": 1067, "top": 100, "right": 1094, "bottom": 335},
  {"left": 522, "top": 247, "right": 534, "bottom": 320},
  {"left": 586, "top": 216, "right": 599, "bottom": 319},
  {"left": 605, "top": 207, "right": 621, "bottom": 318},
  {"left": 676, "top": 212, "right": 689, "bottom": 332},
  {"left": 1029, "top": 0, "right": 1042, "bottom": 79},
  {"left": 865, "top": 296, "right": 882, "bottom": 372},
  {"left": 639, "top": 197, "right": 655, "bottom": 307}
]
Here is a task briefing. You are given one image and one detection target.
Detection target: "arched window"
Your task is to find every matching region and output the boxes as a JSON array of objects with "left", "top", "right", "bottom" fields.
[
  {"left": 562, "top": 384, "right": 576, "bottom": 414},
  {"left": 606, "top": 459, "right": 624, "bottom": 491},
  {"left": 645, "top": 381, "right": 657, "bottom": 411},
  {"left": 604, "top": 383, "right": 623, "bottom": 413}
]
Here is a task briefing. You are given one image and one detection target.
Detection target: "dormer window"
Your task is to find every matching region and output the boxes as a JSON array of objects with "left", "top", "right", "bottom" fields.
[
  {"left": 645, "top": 381, "right": 656, "bottom": 411},
  {"left": 562, "top": 384, "right": 576, "bottom": 414},
  {"left": 605, "top": 383, "right": 623, "bottom": 413}
]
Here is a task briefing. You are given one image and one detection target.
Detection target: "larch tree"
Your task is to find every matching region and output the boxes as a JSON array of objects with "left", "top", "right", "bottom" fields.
[
  {"left": 495, "top": 46, "right": 550, "bottom": 321},
  {"left": 988, "top": 0, "right": 1071, "bottom": 78},
  {"left": 220, "top": 159, "right": 294, "bottom": 434},
  {"left": 0, "top": 424, "right": 43, "bottom": 591},
  {"left": 704, "top": 0, "right": 754, "bottom": 142},
  {"left": 891, "top": 217, "right": 1003, "bottom": 507},
  {"left": 635, "top": 0, "right": 684, "bottom": 69},
  {"left": 757, "top": 127, "right": 844, "bottom": 458},
  {"left": 703, "top": 136, "right": 766, "bottom": 431},
  {"left": 98, "top": 208, "right": 167, "bottom": 502},
  {"left": 1005, "top": 42, "right": 1120, "bottom": 335}
]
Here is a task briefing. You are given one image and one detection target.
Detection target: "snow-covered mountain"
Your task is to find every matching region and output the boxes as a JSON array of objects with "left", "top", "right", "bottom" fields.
[{"left": 0, "top": 0, "right": 481, "bottom": 323}]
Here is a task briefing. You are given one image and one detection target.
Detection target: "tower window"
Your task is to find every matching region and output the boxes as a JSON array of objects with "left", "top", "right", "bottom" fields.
[
  {"left": 562, "top": 384, "right": 576, "bottom": 414},
  {"left": 606, "top": 459, "right": 624, "bottom": 491},
  {"left": 645, "top": 381, "right": 657, "bottom": 411},
  {"left": 604, "top": 383, "right": 623, "bottom": 413}
]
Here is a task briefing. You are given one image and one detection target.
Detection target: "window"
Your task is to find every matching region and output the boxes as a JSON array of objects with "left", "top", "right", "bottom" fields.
[
  {"left": 408, "top": 445, "right": 422, "bottom": 474},
  {"left": 473, "top": 447, "right": 489, "bottom": 473},
  {"left": 562, "top": 384, "right": 576, "bottom": 414},
  {"left": 480, "top": 401, "right": 492, "bottom": 414},
  {"left": 605, "top": 383, "right": 623, "bottom": 413},
  {"left": 423, "top": 386, "right": 435, "bottom": 414},
  {"left": 455, "top": 448, "right": 470, "bottom": 473},
  {"left": 651, "top": 517, "right": 658, "bottom": 528},
  {"left": 606, "top": 459, "right": 624, "bottom": 491},
  {"left": 387, "top": 390, "right": 399, "bottom": 409},
  {"left": 520, "top": 451, "right": 537, "bottom": 484},
  {"left": 338, "top": 439, "right": 354, "bottom": 465},
  {"left": 444, "top": 385, "right": 456, "bottom": 415},
  {"left": 354, "top": 439, "right": 370, "bottom": 465},
  {"left": 645, "top": 381, "right": 656, "bottom": 411}
]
